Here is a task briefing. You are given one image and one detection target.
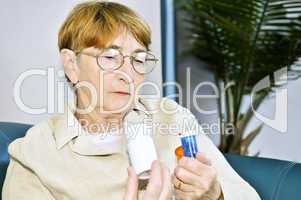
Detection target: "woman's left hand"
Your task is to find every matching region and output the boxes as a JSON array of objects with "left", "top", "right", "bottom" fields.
[{"left": 173, "top": 153, "right": 223, "bottom": 200}]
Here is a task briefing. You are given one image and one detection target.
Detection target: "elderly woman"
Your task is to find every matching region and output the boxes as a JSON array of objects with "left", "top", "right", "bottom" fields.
[{"left": 2, "top": 1, "right": 260, "bottom": 200}]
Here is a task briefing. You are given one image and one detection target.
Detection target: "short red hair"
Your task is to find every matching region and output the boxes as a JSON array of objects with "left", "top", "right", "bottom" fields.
[{"left": 58, "top": 1, "right": 151, "bottom": 51}]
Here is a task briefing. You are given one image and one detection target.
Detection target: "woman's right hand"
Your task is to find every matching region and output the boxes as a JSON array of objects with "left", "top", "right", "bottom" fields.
[{"left": 124, "top": 160, "right": 172, "bottom": 200}]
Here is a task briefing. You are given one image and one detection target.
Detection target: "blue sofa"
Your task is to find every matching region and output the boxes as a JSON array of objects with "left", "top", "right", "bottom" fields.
[{"left": 0, "top": 122, "right": 300, "bottom": 200}]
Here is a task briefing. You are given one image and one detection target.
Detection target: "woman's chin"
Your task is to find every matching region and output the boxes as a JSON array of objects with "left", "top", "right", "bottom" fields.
[{"left": 103, "top": 100, "right": 134, "bottom": 113}]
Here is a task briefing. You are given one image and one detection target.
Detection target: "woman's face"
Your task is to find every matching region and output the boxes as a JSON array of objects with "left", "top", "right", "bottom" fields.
[{"left": 74, "top": 31, "right": 146, "bottom": 114}]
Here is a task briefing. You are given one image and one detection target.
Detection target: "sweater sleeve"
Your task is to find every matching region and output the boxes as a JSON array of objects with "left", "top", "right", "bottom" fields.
[{"left": 2, "top": 141, "right": 55, "bottom": 200}]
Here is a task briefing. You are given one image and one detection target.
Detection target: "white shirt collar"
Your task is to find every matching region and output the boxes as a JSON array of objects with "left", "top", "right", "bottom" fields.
[{"left": 50, "top": 98, "right": 150, "bottom": 156}]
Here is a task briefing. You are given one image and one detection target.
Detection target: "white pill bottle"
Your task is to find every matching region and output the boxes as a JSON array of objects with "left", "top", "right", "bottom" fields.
[{"left": 124, "top": 109, "right": 158, "bottom": 180}]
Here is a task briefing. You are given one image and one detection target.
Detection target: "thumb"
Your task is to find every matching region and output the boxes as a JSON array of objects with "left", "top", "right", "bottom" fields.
[
  {"left": 196, "top": 152, "right": 212, "bottom": 166},
  {"left": 124, "top": 166, "right": 138, "bottom": 200}
]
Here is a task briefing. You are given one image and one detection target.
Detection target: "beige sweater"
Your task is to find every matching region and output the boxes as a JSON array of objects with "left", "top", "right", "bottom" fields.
[{"left": 2, "top": 98, "right": 261, "bottom": 200}]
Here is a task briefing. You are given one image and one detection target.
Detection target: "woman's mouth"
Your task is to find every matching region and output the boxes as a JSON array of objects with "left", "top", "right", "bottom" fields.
[{"left": 113, "top": 91, "right": 130, "bottom": 96}]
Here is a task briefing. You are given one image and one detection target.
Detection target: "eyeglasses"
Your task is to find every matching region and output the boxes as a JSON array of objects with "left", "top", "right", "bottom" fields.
[{"left": 75, "top": 47, "right": 158, "bottom": 75}]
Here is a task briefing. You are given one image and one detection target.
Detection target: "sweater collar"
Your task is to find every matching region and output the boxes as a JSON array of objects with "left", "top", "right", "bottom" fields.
[{"left": 50, "top": 98, "right": 150, "bottom": 155}]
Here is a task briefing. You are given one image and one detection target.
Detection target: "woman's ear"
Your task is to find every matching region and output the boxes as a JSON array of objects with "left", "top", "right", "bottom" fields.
[{"left": 60, "top": 49, "right": 79, "bottom": 84}]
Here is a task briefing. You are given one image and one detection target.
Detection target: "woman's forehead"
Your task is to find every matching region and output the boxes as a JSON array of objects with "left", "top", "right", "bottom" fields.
[
  {"left": 109, "top": 31, "right": 147, "bottom": 53},
  {"left": 86, "top": 31, "right": 147, "bottom": 54}
]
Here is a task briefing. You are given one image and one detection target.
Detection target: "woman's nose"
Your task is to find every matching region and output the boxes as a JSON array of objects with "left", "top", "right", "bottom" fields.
[{"left": 118, "top": 56, "right": 135, "bottom": 82}]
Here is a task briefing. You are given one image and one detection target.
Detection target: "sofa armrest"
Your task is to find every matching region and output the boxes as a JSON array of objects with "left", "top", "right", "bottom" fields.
[{"left": 225, "top": 153, "right": 301, "bottom": 200}]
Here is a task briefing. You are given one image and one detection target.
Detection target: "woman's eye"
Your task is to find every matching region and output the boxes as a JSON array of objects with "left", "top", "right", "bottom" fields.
[
  {"left": 104, "top": 56, "right": 115, "bottom": 59},
  {"left": 134, "top": 59, "right": 145, "bottom": 64}
]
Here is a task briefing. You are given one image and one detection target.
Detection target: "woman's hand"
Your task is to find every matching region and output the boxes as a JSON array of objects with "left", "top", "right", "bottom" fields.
[
  {"left": 124, "top": 160, "right": 172, "bottom": 200},
  {"left": 173, "top": 153, "right": 223, "bottom": 200}
]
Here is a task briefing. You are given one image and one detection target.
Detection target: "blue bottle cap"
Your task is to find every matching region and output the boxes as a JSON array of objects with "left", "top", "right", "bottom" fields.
[{"left": 180, "top": 134, "right": 198, "bottom": 158}]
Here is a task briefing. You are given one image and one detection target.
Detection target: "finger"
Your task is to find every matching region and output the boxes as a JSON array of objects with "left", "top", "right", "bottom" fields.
[
  {"left": 174, "top": 188, "right": 194, "bottom": 200},
  {"left": 180, "top": 155, "right": 218, "bottom": 185},
  {"left": 159, "top": 165, "right": 172, "bottom": 200},
  {"left": 173, "top": 176, "right": 208, "bottom": 200},
  {"left": 144, "top": 160, "right": 163, "bottom": 200},
  {"left": 173, "top": 174, "right": 197, "bottom": 193},
  {"left": 196, "top": 153, "right": 212, "bottom": 166},
  {"left": 178, "top": 156, "right": 209, "bottom": 177},
  {"left": 124, "top": 167, "right": 138, "bottom": 200},
  {"left": 174, "top": 166, "right": 200, "bottom": 186},
  {"left": 174, "top": 165, "right": 212, "bottom": 190}
]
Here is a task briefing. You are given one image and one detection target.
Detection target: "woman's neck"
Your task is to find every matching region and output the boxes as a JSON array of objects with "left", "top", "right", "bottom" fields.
[
  {"left": 74, "top": 101, "right": 125, "bottom": 135},
  {"left": 74, "top": 111, "right": 125, "bottom": 134}
]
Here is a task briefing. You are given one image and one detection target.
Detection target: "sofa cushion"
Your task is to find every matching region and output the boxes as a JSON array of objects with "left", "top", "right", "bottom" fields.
[{"left": 225, "top": 154, "right": 301, "bottom": 200}]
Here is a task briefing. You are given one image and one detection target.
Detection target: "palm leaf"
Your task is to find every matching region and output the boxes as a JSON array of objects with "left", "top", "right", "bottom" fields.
[{"left": 179, "top": 0, "right": 301, "bottom": 154}]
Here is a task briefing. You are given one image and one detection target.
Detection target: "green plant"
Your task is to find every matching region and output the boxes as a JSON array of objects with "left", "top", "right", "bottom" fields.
[{"left": 178, "top": 0, "right": 301, "bottom": 155}]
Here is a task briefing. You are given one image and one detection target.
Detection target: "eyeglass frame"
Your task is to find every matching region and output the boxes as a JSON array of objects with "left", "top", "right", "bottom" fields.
[{"left": 74, "top": 46, "right": 158, "bottom": 75}]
